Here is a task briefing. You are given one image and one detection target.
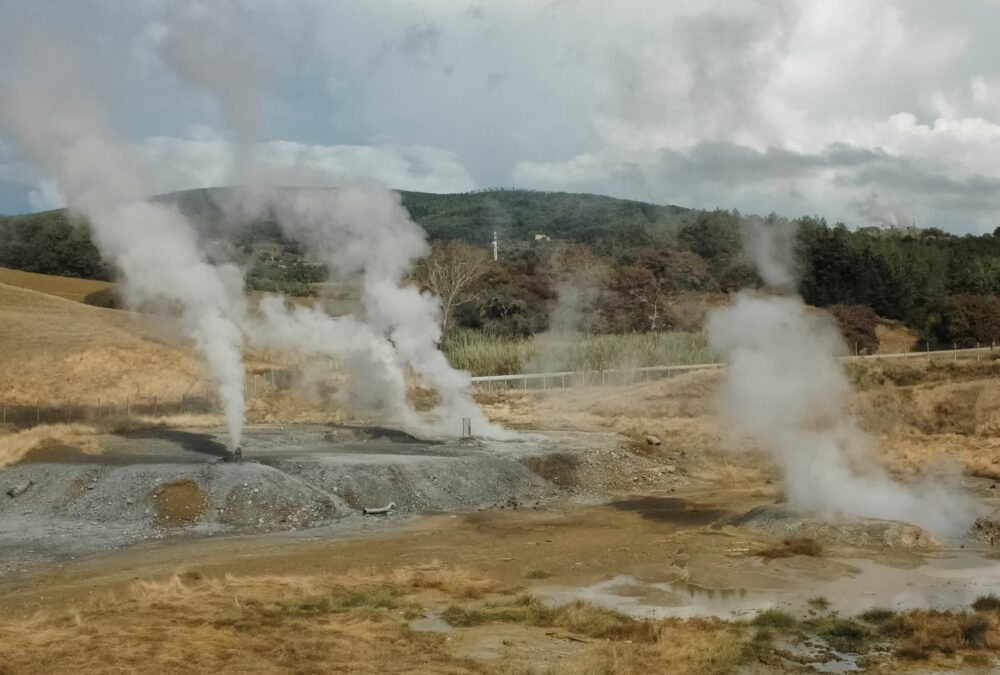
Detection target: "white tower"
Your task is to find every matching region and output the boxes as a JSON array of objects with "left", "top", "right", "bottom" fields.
[{"left": 492, "top": 231, "right": 498, "bottom": 261}]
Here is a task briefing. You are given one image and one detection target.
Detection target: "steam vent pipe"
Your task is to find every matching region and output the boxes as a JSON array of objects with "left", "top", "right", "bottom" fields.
[{"left": 462, "top": 417, "right": 472, "bottom": 438}]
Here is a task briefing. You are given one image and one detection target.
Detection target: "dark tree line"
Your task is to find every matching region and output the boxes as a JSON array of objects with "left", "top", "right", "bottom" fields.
[{"left": 6, "top": 188, "right": 1000, "bottom": 347}]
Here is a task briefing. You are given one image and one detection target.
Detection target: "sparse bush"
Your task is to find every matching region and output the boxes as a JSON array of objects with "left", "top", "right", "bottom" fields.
[
  {"left": 808, "top": 596, "right": 831, "bottom": 610},
  {"left": 440, "top": 604, "right": 489, "bottom": 627},
  {"left": 741, "top": 628, "right": 775, "bottom": 662},
  {"left": 752, "top": 609, "right": 796, "bottom": 629},
  {"left": 897, "top": 611, "right": 964, "bottom": 657},
  {"left": 547, "top": 600, "right": 658, "bottom": 641},
  {"left": 523, "top": 569, "right": 551, "bottom": 579},
  {"left": 961, "top": 613, "right": 991, "bottom": 648},
  {"left": 882, "top": 365, "right": 925, "bottom": 387},
  {"left": 821, "top": 619, "right": 868, "bottom": 652},
  {"left": 84, "top": 287, "right": 122, "bottom": 309},
  {"left": 973, "top": 594, "right": 1000, "bottom": 612},
  {"left": 828, "top": 304, "right": 879, "bottom": 354},
  {"left": 859, "top": 607, "right": 896, "bottom": 624}
]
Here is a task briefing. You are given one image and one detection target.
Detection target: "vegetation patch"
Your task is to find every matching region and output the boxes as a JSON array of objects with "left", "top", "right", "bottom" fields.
[
  {"left": 807, "top": 596, "right": 831, "bottom": 611},
  {"left": 973, "top": 594, "right": 1000, "bottom": 612},
  {"left": 751, "top": 609, "right": 797, "bottom": 630},
  {"left": 756, "top": 537, "right": 823, "bottom": 559}
]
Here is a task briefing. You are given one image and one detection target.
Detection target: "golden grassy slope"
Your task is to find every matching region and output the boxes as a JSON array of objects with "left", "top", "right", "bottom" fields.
[
  {"left": 0, "top": 267, "right": 112, "bottom": 304},
  {"left": 0, "top": 281, "right": 203, "bottom": 407}
]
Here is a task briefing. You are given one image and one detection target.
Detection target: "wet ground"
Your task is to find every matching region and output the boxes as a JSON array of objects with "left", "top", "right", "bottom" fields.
[
  {"left": 4, "top": 422, "right": 1000, "bottom": 673},
  {"left": 537, "top": 551, "right": 1000, "bottom": 621}
]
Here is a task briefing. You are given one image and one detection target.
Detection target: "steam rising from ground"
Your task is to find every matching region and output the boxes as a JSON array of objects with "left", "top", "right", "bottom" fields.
[
  {"left": 707, "top": 219, "right": 978, "bottom": 536},
  {"left": 156, "top": 4, "right": 504, "bottom": 438},
  {"left": 231, "top": 187, "right": 505, "bottom": 437},
  {"left": 0, "top": 28, "right": 248, "bottom": 447}
]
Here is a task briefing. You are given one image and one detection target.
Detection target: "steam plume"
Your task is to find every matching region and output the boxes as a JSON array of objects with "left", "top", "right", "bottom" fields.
[
  {"left": 231, "top": 187, "right": 507, "bottom": 437},
  {"left": 706, "top": 218, "right": 978, "bottom": 536},
  {"left": 0, "top": 26, "right": 247, "bottom": 447},
  {"left": 156, "top": 5, "right": 505, "bottom": 438}
]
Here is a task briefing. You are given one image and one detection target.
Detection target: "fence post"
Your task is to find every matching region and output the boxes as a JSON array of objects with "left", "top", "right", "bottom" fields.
[
  {"left": 36, "top": 405, "right": 39, "bottom": 423},
  {"left": 954, "top": 342, "right": 958, "bottom": 361},
  {"left": 978, "top": 343, "right": 981, "bottom": 361}
]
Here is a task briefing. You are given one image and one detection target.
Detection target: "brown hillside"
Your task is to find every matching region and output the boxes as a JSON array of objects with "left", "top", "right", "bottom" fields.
[
  {"left": 0, "top": 267, "right": 112, "bottom": 304},
  {"left": 0, "top": 281, "right": 203, "bottom": 406}
]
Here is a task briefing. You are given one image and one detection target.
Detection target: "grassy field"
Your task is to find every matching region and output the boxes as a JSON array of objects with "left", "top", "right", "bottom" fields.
[
  {"left": 444, "top": 331, "right": 714, "bottom": 376},
  {"left": 0, "top": 266, "right": 112, "bottom": 303}
]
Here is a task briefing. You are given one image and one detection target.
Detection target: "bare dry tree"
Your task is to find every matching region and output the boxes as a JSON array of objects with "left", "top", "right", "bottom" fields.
[{"left": 412, "top": 241, "right": 490, "bottom": 340}]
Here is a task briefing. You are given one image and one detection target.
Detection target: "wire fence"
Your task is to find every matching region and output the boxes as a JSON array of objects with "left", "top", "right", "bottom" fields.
[
  {"left": 470, "top": 343, "right": 999, "bottom": 391},
  {"left": 2, "top": 344, "right": 997, "bottom": 429}
]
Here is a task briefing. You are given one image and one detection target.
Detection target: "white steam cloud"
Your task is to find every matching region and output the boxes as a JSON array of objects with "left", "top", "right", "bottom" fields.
[
  {"left": 156, "top": 3, "right": 505, "bottom": 438},
  {"left": 707, "top": 220, "right": 978, "bottom": 536},
  {"left": 228, "top": 186, "right": 506, "bottom": 438},
  {"left": 0, "top": 24, "right": 248, "bottom": 448}
]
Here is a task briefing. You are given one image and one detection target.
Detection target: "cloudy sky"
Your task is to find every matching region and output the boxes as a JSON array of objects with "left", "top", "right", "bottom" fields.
[{"left": 2, "top": 0, "right": 1000, "bottom": 232}]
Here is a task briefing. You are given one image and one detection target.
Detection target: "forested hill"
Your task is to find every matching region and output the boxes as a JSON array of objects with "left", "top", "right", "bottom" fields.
[{"left": 3, "top": 186, "right": 1000, "bottom": 346}]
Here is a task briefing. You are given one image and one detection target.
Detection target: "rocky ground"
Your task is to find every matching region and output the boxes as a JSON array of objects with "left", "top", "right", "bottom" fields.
[{"left": 0, "top": 424, "right": 669, "bottom": 576}]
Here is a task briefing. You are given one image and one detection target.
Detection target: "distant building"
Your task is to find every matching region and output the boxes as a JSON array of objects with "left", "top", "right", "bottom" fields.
[{"left": 533, "top": 233, "right": 550, "bottom": 242}]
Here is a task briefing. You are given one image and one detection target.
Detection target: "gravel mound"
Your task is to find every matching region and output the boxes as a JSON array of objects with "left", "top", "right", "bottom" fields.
[{"left": 719, "top": 503, "right": 944, "bottom": 549}]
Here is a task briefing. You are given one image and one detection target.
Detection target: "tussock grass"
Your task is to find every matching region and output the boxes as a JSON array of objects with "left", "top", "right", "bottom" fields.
[
  {"left": 818, "top": 618, "right": 868, "bottom": 652},
  {"left": 973, "top": 594, "right": 1000, "bottom": 612},
  {"left": 807, "top": 596, "right": 831, "bottom": 610},
  {"left": 751, "top": 609, "right": 796, "bottom": 629},
  {"left": 389, "top": 561, "right": 506, "bottom": 599},
  {"left": 891, "top": 610, "right": 1000, "bottom": 660},
  {"left": 439, "top": 595, "right": 660, "bottom": 642},
  {"left": 445, "top": 330, "right": 712, "bottom": 376},
  {"left": 859, "top": 607, "right": 896, "bottom": 623}
]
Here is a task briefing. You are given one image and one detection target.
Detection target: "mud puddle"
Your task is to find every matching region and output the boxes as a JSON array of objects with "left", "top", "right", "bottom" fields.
[{"left": 537, "top": 550, "right": 1000, "bottom": 620}]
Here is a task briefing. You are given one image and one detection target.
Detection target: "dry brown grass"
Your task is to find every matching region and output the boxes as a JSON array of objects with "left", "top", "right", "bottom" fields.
[
  {"left": 567, "top": 618, "right": 745, "bottom": 675},
  {"left": 875, "top": 321, "right": 918, "bottom": 354},
  {"left": 0, "top": 567, "right": 752, "bottom": 675},
  {"left": 0, "top": 282, "right": 387, "bottom": 428},
  {"left": 0, "top": 267, "right": 112, "bottom": 303},
  {"left": 895, "top": 610, "right": 1000, "bottom": 659},
  {"left": 0, "top": 423, "right": 102, "bottom": 468},
  {"left": 0, "top": 571, "right": 472, "bottom": 675},
  {"left": 388, "top": 561, "right": 507, "bottom": 599}
]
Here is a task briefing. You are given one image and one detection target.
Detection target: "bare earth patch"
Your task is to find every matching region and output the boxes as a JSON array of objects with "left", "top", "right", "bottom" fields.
[{"left": 153, "top": 479, "right": 206, "bottom": 527}]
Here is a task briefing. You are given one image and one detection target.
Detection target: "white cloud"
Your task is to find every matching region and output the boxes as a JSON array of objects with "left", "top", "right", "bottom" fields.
[
  {"left": 4, "top": 0, "right": 1000, "bottom": 231},
  {"left": 9, "top": 130, "right": 479, "bottom": 206},
  {"left": 509, "top": 0, "right": 1000, "bottom": 232}
]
